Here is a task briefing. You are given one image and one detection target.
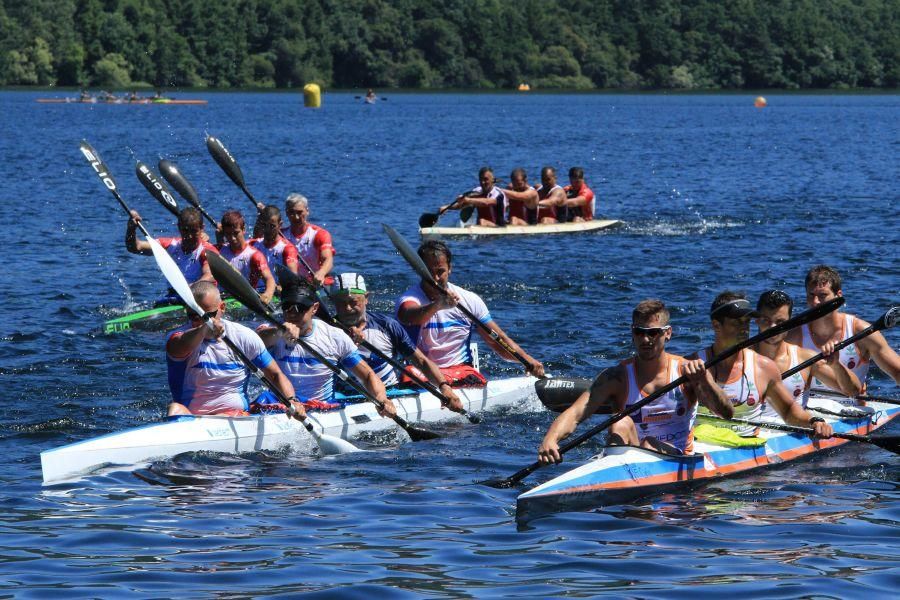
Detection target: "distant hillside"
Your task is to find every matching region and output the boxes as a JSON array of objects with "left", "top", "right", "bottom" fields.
[{"left": 2, "top": 0, "right": 897, "bottom": 89}]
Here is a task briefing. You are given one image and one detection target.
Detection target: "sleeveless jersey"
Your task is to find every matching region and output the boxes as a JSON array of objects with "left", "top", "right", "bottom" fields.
[
  {"left": 535, "top": 184, "right": 562, "bottom": 221},
  {"left": 761, "top": 344, "right": 810, "bottom": 419},
  {"left": 470, "top": 185, "right": 507, "bottom": 225},
  {"left": 800, "top": 314, "right": 869, "bottom": 396},
  {"left": 564, "top": 183, "right": 595, "bottom": 221},
  {"left": 158, "top": 238, "right": 216, "bottom": 283},
  {"left": 699, "top": 348, "right": 764, "bottom": 436},
  {"left": 166, "top": 319, "right": 273, "bottom": 415},
  {"left": 622, "top": 356, "right": 696, "bottom": 453},
  {"left": 251, "top": 236, "right": 298, "bottom": 284},
  {"left": 219, "top": 242, "right": 269, "bottom": 288},
  {"left": 507, "top": 185, "right": 536, "bottom": 224},
  {"left": 281, "top": 224, "right": 335, "bottom": 282}
]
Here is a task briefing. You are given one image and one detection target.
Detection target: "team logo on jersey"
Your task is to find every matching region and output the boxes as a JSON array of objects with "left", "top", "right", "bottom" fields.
[
  {"left": 676, "top": 404, "right": 686, "bottom": 416},
  {"left": 793, "top": 388, "right": 802, "bottom": 397},
  {"left": 847, "top": 359, "right": 856, "bottom": 369},
  {"left": 747, "top": 395, "right": 757, "bottom": 406}
]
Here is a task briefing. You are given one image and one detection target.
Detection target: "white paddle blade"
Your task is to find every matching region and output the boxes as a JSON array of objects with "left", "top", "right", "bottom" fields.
[
  {"left": 313, "top": 430, "right": 364, "bottom": 455},
  {"left": 145, "top": 235, "right": 212, "bottom": 329}
]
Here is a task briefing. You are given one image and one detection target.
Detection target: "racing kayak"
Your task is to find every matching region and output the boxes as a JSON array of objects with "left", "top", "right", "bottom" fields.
[
  {"left": 41, "top": 375, "right": 536, "bottom": 483},
  {"left": 37, "top": 98, "right": 207, "bottom": 105},
  {"left": 103, "top": 296, "right": 276, "bottom": 334},
  {"left": 420, "top": 219, "right": 621, "bottom": 237},
  {"left": 517, "top": 394, "right": 899, "bottom": 520}
]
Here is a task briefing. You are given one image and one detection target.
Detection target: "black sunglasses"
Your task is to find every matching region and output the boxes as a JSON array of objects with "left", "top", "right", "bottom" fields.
[
  {"left": 631, "top": 325, "right": 671, "bottom": 338},
  {"left": 283, "top": 303, "right": 312, "bottom": 315},
  {"left": 189, "top": 308, "right": 219, "bottom": 321}
]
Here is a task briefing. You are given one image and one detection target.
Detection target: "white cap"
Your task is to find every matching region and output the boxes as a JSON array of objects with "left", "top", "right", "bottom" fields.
[{"left": 331, "top": 273, "right": 367, "bottom": 296}]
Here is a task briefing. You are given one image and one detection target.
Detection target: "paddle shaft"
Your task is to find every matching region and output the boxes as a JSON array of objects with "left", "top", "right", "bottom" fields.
[
  {"left": 812, "top": 389, "right": 900, "bottom": 406},
  {"left": 781, "top": 314, "right": 888, "bottom": 379},
  {"left": 698, "top": 413, "right": 899, "bottom": 450},
  {"left": 295, "top": 255, "right": 478, "bottom": 423},
  {"left": 487, "top": 296, "right": 845, "bottom": 487}
]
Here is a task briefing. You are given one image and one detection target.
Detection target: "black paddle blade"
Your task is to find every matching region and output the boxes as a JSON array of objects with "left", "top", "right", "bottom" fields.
[
  {"left": 383, "top": 224, "right": 435, "bottom": 285},
  {"left": 136, "top": 160, "right": 179, "bottom": 217},
  {"left": 274, "top": 263, "right": 303, "bottom": 288},
  {"left": 206, "top": 135, "right": 246, "bottom": 188},
  {"left": 207, "top": 251, "right": 270, "bottom": 316},
  {"left": 881, "top": 306, "right": 900, "bottom": 330},
  {"left": 419, "top": 213, "right": 439, "bottom": 228},
  {"left": 459, "top": 205, "right": 476, "bottom": 223},
  {"left": 534, "top": 378, "right": 593, "bottom": 413},
  {"left": 477, "top": 476, "right": 518, "bottom": 489},
  {"left": 465, "top": 412, "right": 482, "bottom": 424},
  {"left": 159, "top": 159, "right": 201, "bottom": 207},
  {"left": 405, "top": 424, "right": 441, "bottom": 442},
  {"left": 868, "top": 434, "right": 900, "bottom": 454}
]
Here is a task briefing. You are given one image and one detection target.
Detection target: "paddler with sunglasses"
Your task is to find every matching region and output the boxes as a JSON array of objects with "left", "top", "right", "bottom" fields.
[
  {"left": 165, "top": 281, "right": 301, "bottom": 418},
  {"left": 691, "top": 291, "right": 833, "bottom": 440},
  {"left": 753, "top": 290, "right": 861, "bottom": 419},
  {"left": 257, "top": 279, "right": 396, "bottom": 415},
  {"left": 538, "top": 299, "right": 732, "bottom": 464}
]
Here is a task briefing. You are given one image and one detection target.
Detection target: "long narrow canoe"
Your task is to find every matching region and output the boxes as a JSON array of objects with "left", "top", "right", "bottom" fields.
[
  {"left": 420, "top": 219, "right": 621, "bottom": 237},
  {"left": 517, "top": 395, "right": 899, "bottom": 520},
  {"left": 37, "top": 98, "right": 208, "bottom": 105},
  {"left": 41, "top": 375, "right": 536, "bottom": 483},
  {"left": 103, "top": 297, "right": 249, "bottom": 334}
]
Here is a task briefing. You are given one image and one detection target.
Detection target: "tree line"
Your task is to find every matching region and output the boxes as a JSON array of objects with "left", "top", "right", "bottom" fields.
[{"left": 2, "top": 0, "right": 897, "bottom": 90}]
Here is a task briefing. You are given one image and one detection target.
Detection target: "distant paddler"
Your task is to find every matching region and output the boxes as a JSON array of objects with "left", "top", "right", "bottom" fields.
[
  {"left": 217, "top": 209, "right": 276, "bottom": 305},
  {"left": 786, "top": 265, "right": 900, "bottom": 399},
  {"left": 538, "top": 299, "right": 733, "bottom": 464},
  {"left": 126, "top": 207, "right": 217, "bottom": 303},
  {"left": 281, "top": 193, "right": 335, "bottom": 286},
  {"left": 534, "top": 166, "right": 566, "bottom": 224},
  {"left": 753, "top": 290, "right": 861, "bottom": 418},
  {"left": 692, "top": 291, "right": 833, "bottom": 439},
  {"left": 440, "top": 167, "right": 507, "bottom": 228},
  {"left": 251, "top": 205, "right": 299, "bottom": 291},
  {"left": 166, "top": 281, "right": 302, "bottom": 418},
  {"left": 331, "top": 272, "right": 464, "bottom": 411},
  {"left": 365, "top": 89, "right": 377, "bottom": 104},
  {"left": 562, "top": 166, "right": 595, "bottom": 222},
  {"left": 396, "top": 240, "right": 545, "bottom": 384},
  {"left": 504, "top": 168, "right": 540, "bottom": 225},
  {"left": 257, "top": 278, "right": 395, "bottom": 415}
]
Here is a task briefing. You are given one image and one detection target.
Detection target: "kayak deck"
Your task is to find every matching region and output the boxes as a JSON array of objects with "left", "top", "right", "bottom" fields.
[
  {"left": 37, "top": 98, "right": 207, "bottom": 105},
  {"left": 420, "top": 219, "right": 622, "bottom": 237},
  {"left": 103, "top": 297, "right": 262, "bottom": 334},
  {"left": 517, "top": 396, "right": 899, "bottom": 520},
  {"left": 40, "top": 375, "right": 536, "bottom": 483}
]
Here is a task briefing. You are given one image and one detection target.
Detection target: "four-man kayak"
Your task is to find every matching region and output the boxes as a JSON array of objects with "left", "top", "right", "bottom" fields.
[{"left": 420, "top": 219, "right": 622, "bottom": 237}]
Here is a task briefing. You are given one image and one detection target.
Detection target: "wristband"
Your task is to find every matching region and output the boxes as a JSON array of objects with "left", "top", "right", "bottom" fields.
[{"left": 808, "top": 416, "right": 826, "bottom": 425}]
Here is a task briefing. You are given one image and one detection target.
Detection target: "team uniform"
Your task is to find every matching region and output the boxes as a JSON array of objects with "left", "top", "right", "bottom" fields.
[
  {"left": 356, "top": 312, "right": 418, "bottom": 387},
  {"left": 508, "top": 185, "right": 537, "bottom": 225},
  {"left": 800, "top": 315, "right": 869, "bottom": 398},
  {"left": 535, "top": 184, "right": 563, "bottom": 222},
  {"left": 251, "top": 236, "right": 299, "bottom": 284},
  {"left": 698, "top": 348, "right": 764, "bottom": 436},
  {"left": 621, "top": 355, "right": 696, "bottom": 454},
  {"left": 563, "top": 183, "right": 595, "bottom": 221},
  {"left": 760, "top": 345, "right": 811, "bottom": 420},
  {"left": 218, "top": 242, "right": 271, "bottom": 289},
  {"left": 281, "top": 224, "right": 335, "bottom": 284},
  {"left": 396, "top": 282, "right": 490, "bottom": 369},
  {"left": 157, "top": 237, "right": 217, "bottom": 283},
  {"left": 269, "top": 320, "right": 363, "bottom": 403},
  {"left": 166, "top": 319, "right": 272, "bottom": 415},
  {"left": 468, "top": 186, "right": 507, "bottom": 226}
]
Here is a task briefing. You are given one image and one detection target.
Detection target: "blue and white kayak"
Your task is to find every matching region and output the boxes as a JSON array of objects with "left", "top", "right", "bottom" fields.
[
  {"left": 517, "top": 395, "right": 899, "bottom": 518},
  {"left": 41, "top": 375, "right": 536, "bottom": 483}
]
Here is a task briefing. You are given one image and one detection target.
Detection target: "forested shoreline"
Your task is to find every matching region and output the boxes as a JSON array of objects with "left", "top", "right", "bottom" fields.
[{"left": 2, "top": 0, "right": 897, "bottom": 90}]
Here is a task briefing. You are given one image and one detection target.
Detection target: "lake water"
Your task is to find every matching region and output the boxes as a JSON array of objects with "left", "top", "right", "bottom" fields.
[{"left": 1, "top": 90, "right": 898, "bottom": 596}]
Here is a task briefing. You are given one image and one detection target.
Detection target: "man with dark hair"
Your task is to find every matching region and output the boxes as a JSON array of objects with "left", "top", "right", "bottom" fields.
[
  {"left": 251, "top": 205, "right": 299, "bottom": 290},
  {"left": 562, "top": 166, "right": 595, "bottom": 222},
  {"left": 534, "top": 166, "right": 567, "bottom": 223},
  {"left": 218, "top": 210, "right": 276, "bottom": 305},
  {"left": 754, "top": 290, "right": 860, "bottom": 417},
  {"left": 786, "top": 265, "right": 900, "bottom": 396},
  {"left": 504, "top": 168, "right": 539, "bottom": 225},
  {"left": 166, "top": 280, "right": 300, "bottom": 417},
  {"left": 442, "top": 166, "right": 507, "bottom": 227},
  {"left": 396, "top": 240, "right": 544, "bottom": 384},
  {"left": 691, "top": 291, "right": 833, "bottom": 439},
  {"left": 331, "top": 272, "right": 464, "bottom": 412},
  {"left": 126, "top": 207, "right": 217, "bottom": 303},
  {"left": 539, "top": 299, "right": 731, "bottom": 463}
]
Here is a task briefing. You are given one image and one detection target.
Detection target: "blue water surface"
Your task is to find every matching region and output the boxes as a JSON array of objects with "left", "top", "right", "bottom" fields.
[{"left": 0, "top": 90, "right": 898, "bottom": 597}]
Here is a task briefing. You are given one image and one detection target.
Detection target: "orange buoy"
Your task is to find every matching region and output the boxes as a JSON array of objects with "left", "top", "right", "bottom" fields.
[{"left": 754, "top": 96, "right": 767, "bottom": 108}]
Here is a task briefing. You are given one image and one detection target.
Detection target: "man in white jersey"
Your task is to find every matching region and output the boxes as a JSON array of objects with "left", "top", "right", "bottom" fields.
[
  {"left": 251, "top": 205, "right": 299, "bottom": 292},
  {"left": 786, "top": 265, "right": 900, "bottom": 397},
  {"left": 754, "top": 290, "right": 861, "bottom": 418},
  {"left": 331, "top": 273, "right": 464, "bottom": 412},
  {"left": 127, "top": 207, "right": 217, "bottom": 303},
  {"left": 281, "top": 193, "right": 334, "bottom": 286},
  {"left": 444, "top": 166, "right": 507, "bottom": 227},
  {"left": 258, "top": 280, "right": 396, "bottom": 415},
  {"left": 692, "top": 291, "right": 833, "bottom": 438},
  {"left": 166, "top": 281, "right": 301, "bottom": 418},
  {"left": 396, "top": 240, "right": 545, "bottom": 384},
  {"left": 538, "top": 299, "right": 732, "bottom": 463},
  {"left": 218, "top": 210, "right": 276, "bottom": 305}
]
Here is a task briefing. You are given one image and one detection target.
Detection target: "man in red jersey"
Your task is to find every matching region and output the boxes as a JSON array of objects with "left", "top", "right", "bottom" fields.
[
  {"left": 504, "top": 168, "right": 540, "bottom": 225},
  {"left": 218, "top": 210, "right": 276, "bottom": 305},
  {"left": 251, "top": 205, "right": 299, "bottom": 292},
  {"left": 281, "top": 193, "right": 335, "bottom": 286},
  {"left": 562, "top": 166, "right": 595, "bottom": 222},
  {"left": 534, "top": 166, "right": 566, "bottom": 224}
]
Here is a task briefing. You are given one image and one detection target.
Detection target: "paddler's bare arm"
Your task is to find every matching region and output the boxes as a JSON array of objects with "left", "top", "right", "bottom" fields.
[
  {"left": 260, "top": 360, "right": 305, "bottom": 419},
  {"left": 349, "top": 360, "right": 395, "bottom": 417},
  {"left": 803, "top": 343, "right": 862, "bottom": 397},
  {"left": 681, "top": 358, "right": 733, "bottom": 419},
  {"left": 397, "top": 291, "right": 459, "bottom": 326},
  {"left": 857, "top": 326, "right": 900, "bottom": 384},
  {"left": 408, "top": 349, "right": 464, "bottom": 412},
  {"left": 166, "top": 322, "right": 221, "bottom": 359},
  {"left": 759, "top": 356, "right": 833, "bottom": 439},
  {"left": 538, "top": 366, "right": 622, "bottom": 465},
  {"left": 313, "top": 248, "right": 334, "bottom": 287},
  {"left": 538, "top": 187, "right": 566, "bottom": 207},
  {"left": 126, "top": 210, "right": 152, "bottom": 255},
  {"left": 479, "top": 320, "right": 545, "bottom": 378}
]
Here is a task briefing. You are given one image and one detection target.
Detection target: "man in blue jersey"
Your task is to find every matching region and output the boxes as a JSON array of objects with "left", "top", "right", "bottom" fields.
[
  {"left": 396, "top": 240, "right": 545, "bottom": 383},
  {"left": 331, "top": 273, "right": 464, "bottom": 412},
  {"left": 166, "top": 281, "right": 301, "bottom": 417},
  {"left": 257, "top": 279, "right": 395, "bottom": 415}
]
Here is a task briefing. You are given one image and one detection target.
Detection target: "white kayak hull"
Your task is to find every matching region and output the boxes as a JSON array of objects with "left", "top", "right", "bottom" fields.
[
  {"left": 41, "top": 376, "right": 536, "bottom": 483},
  {"left": 420, "top": 219, "right": 621, "bottom": 237}
]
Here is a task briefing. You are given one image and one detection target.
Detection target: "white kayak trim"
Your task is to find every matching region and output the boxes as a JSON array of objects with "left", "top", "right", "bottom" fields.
[
  {"left": 40, "top": 375, "right": 536, "bottom": 483},
  {"left": 420, "top": 219, "right": 622, "bottom": 237}
]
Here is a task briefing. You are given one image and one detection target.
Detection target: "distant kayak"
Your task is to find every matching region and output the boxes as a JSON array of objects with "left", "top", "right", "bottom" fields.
[
  {"left": 37, "top": 98, "right": 208, "bottom": 105},
  {"left": 420, "top": 219, "right": 622, "bottom": 237}
]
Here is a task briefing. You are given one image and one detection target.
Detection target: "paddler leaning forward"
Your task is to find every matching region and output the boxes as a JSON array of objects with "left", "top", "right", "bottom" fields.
[
  {"left": 165, "top": 281, "right": 303, "bottom": 418},
  {"left": 691, "top": 291, "right": 833, "bottom": 440},
  {"left": 538, "top": 299, "right": 732, "bottom": 464}
]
